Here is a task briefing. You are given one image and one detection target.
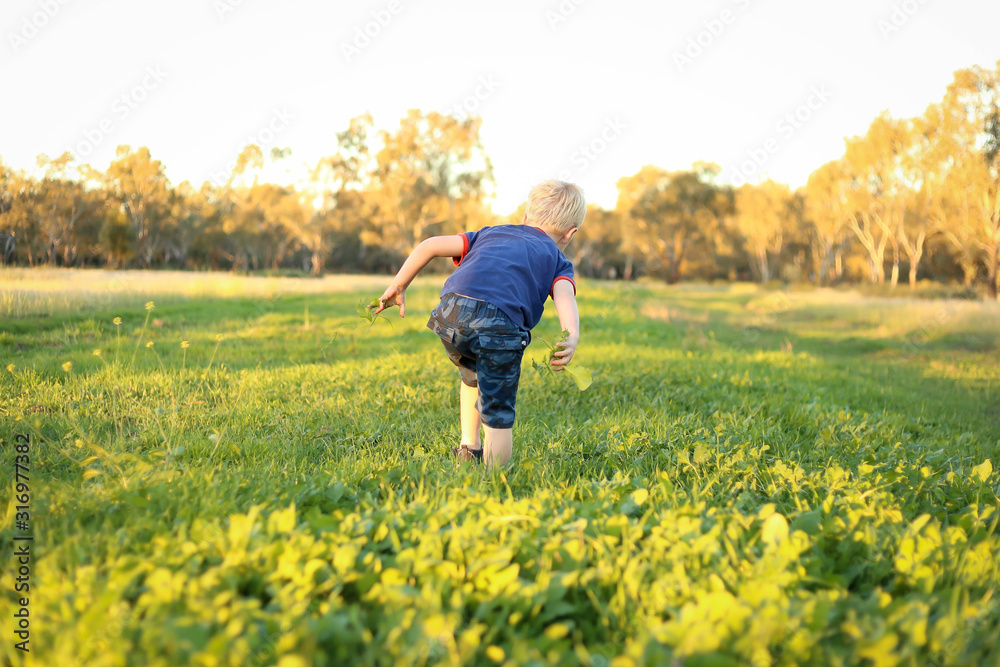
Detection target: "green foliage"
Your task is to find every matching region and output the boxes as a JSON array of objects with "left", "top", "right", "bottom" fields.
[
  {"left": 357, "top": 297, "right": 391, "bottom": 329},
  {"left": 1, "top": 278, "right": 999, "bottom": 666}
]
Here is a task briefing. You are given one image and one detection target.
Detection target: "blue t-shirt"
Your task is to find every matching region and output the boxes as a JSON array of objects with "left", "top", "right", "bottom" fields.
[{"left": 441, "top": 224, "right": 576, "bottom": 330}]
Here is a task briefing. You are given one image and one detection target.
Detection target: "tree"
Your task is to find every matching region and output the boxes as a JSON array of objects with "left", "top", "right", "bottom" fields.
[
  {"left": 572, "top": 204, "right": 624, "bottom": 279},
  {"left": 105, "top": 146, "right": 171, "bottom": 267},
  {"left": 886, "top": 119, "right": 937, "bottom": 289},
  {"left": 922, "top": 62, "right": 1000, "bottom": 298},
  {"left": 616, "top": 162, "right": 732, "bottom": 284},
  {"left": 165, "top": 181, "right": 211, "bottom": 268},
  {"left": 366, "top": 110, "right": 494, "bottom": 258},
  {"left": 32, "top": 152, "right": 104, "bottom": 266},
  {"left": 803, "top": 160, "right": 851, "bottom": 284},
  {"left": 0, "top": 162, "right": 34, "bottom": 265},
  {"left": 732, "top": 180, "right": 793, "bottom": 282},
  {"left": 843, "top": 113, "right": 911, "bottom": 286},
  {"left": 304, "top": 114, "right": 373, "bottom": 276},
  {"left": 99, "top": 206, "right": 135, "bottom": 268}
]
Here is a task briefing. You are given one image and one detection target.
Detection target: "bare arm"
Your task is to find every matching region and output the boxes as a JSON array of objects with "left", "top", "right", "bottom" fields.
[
  {"left": 550, "top": 279, "right": 579, "bottom": 369},
  {"left": 375, "top": 235, "right": 465, "bottom": 317}
]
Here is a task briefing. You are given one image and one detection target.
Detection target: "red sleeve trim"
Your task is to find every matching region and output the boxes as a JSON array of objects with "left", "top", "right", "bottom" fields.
[
  {"left": 550, "top": 276, "right": 576, "bottom": 298},
  {"left": 452, "top": 233, "right": 470, "bottom": 267}
]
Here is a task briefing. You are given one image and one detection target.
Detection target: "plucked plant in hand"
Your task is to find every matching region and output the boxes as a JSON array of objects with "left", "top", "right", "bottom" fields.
[
  {"left": 532, "top": 329, "right": 593, "bottom": 390},
  {"left": 357, "top": 297, "right": 392, "bottom": 328}
]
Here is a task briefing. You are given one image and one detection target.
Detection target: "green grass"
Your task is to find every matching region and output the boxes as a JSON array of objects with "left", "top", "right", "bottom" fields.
[{"left": 1, "top": 271, "right": 999, "bottom": 666}]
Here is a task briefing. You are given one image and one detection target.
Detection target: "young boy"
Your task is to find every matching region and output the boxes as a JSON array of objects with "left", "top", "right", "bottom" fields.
[{"left": 374, "top": 180, "right": 585, "bottom": 467}]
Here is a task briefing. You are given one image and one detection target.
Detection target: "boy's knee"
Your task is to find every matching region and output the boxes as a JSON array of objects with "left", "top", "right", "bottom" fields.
[{"left": 460, "top": 368, "right": 478, "bottom": 387}]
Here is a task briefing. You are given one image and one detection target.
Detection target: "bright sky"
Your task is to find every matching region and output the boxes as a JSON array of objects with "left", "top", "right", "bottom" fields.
[{"left": 3, "top": 0, "right": 998, "bottom": 214}]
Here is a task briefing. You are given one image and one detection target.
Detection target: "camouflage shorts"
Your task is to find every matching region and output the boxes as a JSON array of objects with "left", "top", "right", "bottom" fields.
[{"left": 427, "top": 294, "right": 530, "bottom": 429}]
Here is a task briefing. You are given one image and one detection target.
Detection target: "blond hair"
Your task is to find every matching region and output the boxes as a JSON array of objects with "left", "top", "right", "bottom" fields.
[{"left": 524, "top": 180, "right": 586, "bottom": 234}]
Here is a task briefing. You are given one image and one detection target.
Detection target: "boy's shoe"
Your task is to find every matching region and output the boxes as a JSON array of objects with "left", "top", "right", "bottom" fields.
[{"left": 452, "top": 444, "right": 483, "bottom": 463}]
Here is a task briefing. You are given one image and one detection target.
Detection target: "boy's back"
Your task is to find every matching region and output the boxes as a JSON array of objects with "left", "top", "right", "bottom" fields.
[{"left": 443, "top": 224, "right": 576, "bottom": 332}]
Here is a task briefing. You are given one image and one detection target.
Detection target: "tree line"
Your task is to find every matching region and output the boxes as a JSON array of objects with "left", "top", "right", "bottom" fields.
[{"left": 2, "top": 62, "right": 998, "bottom": 298}]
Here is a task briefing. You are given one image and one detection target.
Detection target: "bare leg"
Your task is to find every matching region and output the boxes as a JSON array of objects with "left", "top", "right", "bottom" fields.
[
  {"left": 483, "top": 425, "right": 513, "bottom": 467},
  {"left": 460, "top": 381, "right": 482, "bottom": 449}
]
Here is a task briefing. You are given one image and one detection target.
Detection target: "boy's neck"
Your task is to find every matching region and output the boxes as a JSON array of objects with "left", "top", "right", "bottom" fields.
[
  {"left": 527, "top": 223, "right": 560, "bottom": 244},
  {"left": 521, "top": 218, "right": 573, "bottom": 252},
  {"left": 535, "top": 226, "right": 556, "bottom": 241}
]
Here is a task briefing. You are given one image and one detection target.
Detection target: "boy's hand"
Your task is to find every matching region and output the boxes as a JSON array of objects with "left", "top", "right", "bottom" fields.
[
  {"left": 375, "top": 285, "right": 405, "bottom": 317},
  {"left": 550, "top": 334, "right": 578, "bottom": 371}
]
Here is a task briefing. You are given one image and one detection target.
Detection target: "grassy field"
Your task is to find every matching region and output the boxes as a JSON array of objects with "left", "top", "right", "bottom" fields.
[{"left": 1, "top": 269, "right": 999, "bottom": 667}]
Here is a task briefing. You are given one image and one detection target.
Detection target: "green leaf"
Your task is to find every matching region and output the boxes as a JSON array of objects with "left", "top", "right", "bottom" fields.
[
  {"left": 791, "top": 510, "right": 823, "bottom": 536},
  {"left": 910, "top": 513, "right": 931, "bottom": 533},
  {"left": 490, "top": 563, "right": 520, "bottom": 593},
  {"left": 692, "top": 444, "right": 710, "bottom": 465},
  {"left": 972, "top": 459, "right": 993, "bottom": 483},
  {"left": 564, "top": 365, "right": 593, "bottom": 391},
  {"left": 761, "top": 513, "right": 789, "bottom": 546},
  {"left": 357, "top": 297, "right": 392, "bottom": 328}
]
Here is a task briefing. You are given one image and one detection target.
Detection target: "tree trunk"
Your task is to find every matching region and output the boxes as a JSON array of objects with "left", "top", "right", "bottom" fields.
[
  {"left": 755, "top": 245, "right": 770, "bottom": 282},
  {"left": 669, "top": 231, "right": 685, "bottom": 284},
  {"left": 813, "top": 237, "right": 831, "bottom": 286},
  {"left": 900, "top": 231, "right": 925, "bottom": 291},
  {"left": 849, "top": 214, "right": 887, "bottom": 285},
  {"left": 2, "top": 233, "right": 14, "bottom": 264},
  {"left": 875, "top": 234, "right": 887, "bottom": 284},
  {"left": 988, "top": 246, "right": 999, "bottom": 300},
  {"left": 311, "top": 246, "right": 324, "bottom": 277},
  {"left": 888, "top": 234, "right": 900, "bottom": 288}
]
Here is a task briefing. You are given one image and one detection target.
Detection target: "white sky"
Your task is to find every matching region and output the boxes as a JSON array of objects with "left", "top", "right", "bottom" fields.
[{"left": 2, "top": 0, "right": 998, "bottom": 214}]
